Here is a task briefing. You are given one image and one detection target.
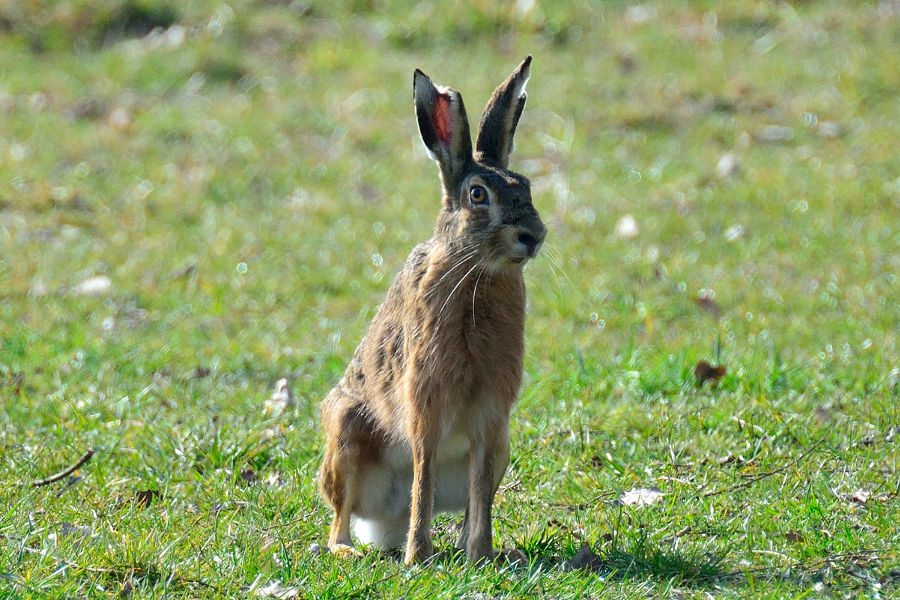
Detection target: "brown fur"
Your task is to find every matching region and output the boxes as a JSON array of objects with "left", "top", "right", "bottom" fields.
[{"left": 318, "top": 56, "right": 545, "bottom": 564}]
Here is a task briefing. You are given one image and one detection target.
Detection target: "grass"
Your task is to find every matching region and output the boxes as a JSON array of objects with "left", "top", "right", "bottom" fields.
[{"left": 1, "top": 0, "right": 898, "bottom": 597}]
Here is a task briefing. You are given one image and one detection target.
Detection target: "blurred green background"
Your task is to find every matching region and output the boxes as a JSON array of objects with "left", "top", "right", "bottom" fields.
[{"left": 1, "top": 1, "right": 898, "bottom": 598}]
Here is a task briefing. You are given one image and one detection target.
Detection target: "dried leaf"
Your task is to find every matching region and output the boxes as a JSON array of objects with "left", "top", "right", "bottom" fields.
[
  {"left": 121, "top": 575, "right": 134, "bottom": 597},
  {"left": 618, "top": 486, "right": 664, "bottom": 507},
  {"left": 693, "top": 297, "right": 722, "bottom": 320},
  {"left": 240, "top": 468, "right": 257, "bottom": 485},
  {"left": 134, "top": 489, "right": 161, "bottom": 508},
  {"left": 785, "top": 531, "right": 805, "bottom": 543},
  {"left": 694, "top": 360, "right": 726, "bottom": 384},
  {"left": 565, "top": 544, "right": 602, "bottom": 571},
  {"left": 254, "top": 581, "right": 299, "bottom": 599},
  {"left": 264, "top": 472, "right": 284, "bottom": 487},
  {"left": 849, "top": 489, "right": 870, "bottom": 505}
]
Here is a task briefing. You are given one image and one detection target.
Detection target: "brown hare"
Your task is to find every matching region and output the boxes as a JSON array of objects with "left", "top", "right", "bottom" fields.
[{"left": 318, "top": 56, "right": 545, "bottom": 565}]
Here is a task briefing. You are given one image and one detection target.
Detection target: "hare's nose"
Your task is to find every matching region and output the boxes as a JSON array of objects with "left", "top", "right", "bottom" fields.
[{"left": 517, "top": 232, "right": 540, "bottom": 256}]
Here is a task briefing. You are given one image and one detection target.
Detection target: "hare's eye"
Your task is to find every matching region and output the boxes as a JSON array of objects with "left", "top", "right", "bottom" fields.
[{"left": 469, "top": 185, "right": 489, "bottom": 206}]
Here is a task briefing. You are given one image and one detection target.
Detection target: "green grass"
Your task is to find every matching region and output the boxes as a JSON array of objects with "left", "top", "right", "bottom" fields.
[{"left": 1, "top": 0, "right": 898, "bottom": 598}]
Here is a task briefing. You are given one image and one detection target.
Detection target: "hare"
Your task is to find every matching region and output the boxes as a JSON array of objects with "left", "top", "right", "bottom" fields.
[{"left": 318, "top": 56, "right": 545, "bottom": 565}]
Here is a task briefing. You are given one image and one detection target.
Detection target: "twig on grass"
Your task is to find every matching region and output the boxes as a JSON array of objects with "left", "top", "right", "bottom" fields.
[
  {"left": 30, "top": 448, "right": 95, "bottom": 487},
  {"left": 701, "top": 438, "right": 827, "bottom": 498}
]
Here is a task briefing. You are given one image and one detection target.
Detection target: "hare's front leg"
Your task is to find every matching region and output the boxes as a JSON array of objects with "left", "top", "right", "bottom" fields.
[
  {"left": 405, "top": 425, "right": 438, "bottom": 564},
  {"left": 464, "top": 423, "right": 510, "bottom": 562}
]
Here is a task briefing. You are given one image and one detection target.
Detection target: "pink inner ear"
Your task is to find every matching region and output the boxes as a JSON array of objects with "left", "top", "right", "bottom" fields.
[{"left": 432, "top": 94, "right": 451, "bottom": 145}]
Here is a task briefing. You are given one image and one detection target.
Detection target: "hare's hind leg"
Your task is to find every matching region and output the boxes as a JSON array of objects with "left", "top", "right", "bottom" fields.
[
  {"left": 318, "top": 438, "right": 355, "bottom": 550},
  {"left": 319, "top": 393, "right": 374, "bottom": 554}
]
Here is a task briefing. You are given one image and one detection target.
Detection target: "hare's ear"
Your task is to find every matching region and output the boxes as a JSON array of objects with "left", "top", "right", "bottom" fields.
[
  {"left": 474, "top": 55, "right": 531, "bottom": 169},
  {"left": 414, "top": 69, "right": 472, "bottom": 194}
]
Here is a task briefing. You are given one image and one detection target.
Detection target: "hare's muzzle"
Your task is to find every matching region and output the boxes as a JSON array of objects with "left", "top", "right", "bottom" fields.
[{"left": 511, "top": 219, "right": 546, "bottom": 262}]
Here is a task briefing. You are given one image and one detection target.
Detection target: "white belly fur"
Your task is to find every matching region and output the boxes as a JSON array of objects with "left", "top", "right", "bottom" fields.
[{"left": 353, "top": 429, "right": 471, "bottom": 548}]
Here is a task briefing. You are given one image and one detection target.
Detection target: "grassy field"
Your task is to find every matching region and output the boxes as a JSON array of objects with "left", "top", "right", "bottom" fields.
[{"left": 1, "top": 0, "right": 898, "bottom": 597}]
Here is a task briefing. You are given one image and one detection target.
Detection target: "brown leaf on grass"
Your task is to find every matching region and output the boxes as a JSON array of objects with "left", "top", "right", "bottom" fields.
[
  {"left": 121, "top": 574, "right": 135, "bottom": 597},
  {"left": 785, "top": 531, "right": 805, "bottom": 543},
  {"left": 694, "top": 361, "right": 726, "bottom": 385},
  {"left": 565, "top": 544, "right": 603, "bottom": 571},
  {"left": 240, "top": 468, "right": 257, "bottom": 485},
  {"left": 693, "top": 296, "right": 722, "bottom": 320},
  {"left": 134, "top": 489, "right": 161, "bottom": 508},
  {"left": 849, "top": 489, "right": 870, "bottom": 505}
]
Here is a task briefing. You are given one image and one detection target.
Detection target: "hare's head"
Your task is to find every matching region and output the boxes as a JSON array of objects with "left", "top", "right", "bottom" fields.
[{"left": 414, "top": 56, "right": 546, "bottom": 270}]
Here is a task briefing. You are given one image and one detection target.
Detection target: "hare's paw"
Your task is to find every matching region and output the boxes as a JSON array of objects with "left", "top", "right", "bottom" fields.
[
  {"left": 403, "top": 539, "right": 435, "bottom": 566},
  {"left": 329, "top": 543, "right": 364, "bottom": 559}
]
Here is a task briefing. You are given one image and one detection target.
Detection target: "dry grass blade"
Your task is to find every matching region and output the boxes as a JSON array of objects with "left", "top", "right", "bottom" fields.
[{"left": 30, "top": 448, "right": 96, "bottom": 487}]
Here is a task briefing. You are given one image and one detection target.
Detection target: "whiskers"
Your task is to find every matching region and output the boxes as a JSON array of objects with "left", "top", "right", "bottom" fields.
[
  {"left": 426, "top": 243, "right": 481, "bottom": 295},
  {"left": 437, "top": 260, "right": 482, "bottom": 322},
  {"left": 529, "top": 241, "right": 570, "bottom": 299}
]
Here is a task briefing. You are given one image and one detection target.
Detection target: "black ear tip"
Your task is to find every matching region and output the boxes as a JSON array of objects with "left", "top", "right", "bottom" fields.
[{"left": 413, "top": 69, "right": 429, "bottom": 95}]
